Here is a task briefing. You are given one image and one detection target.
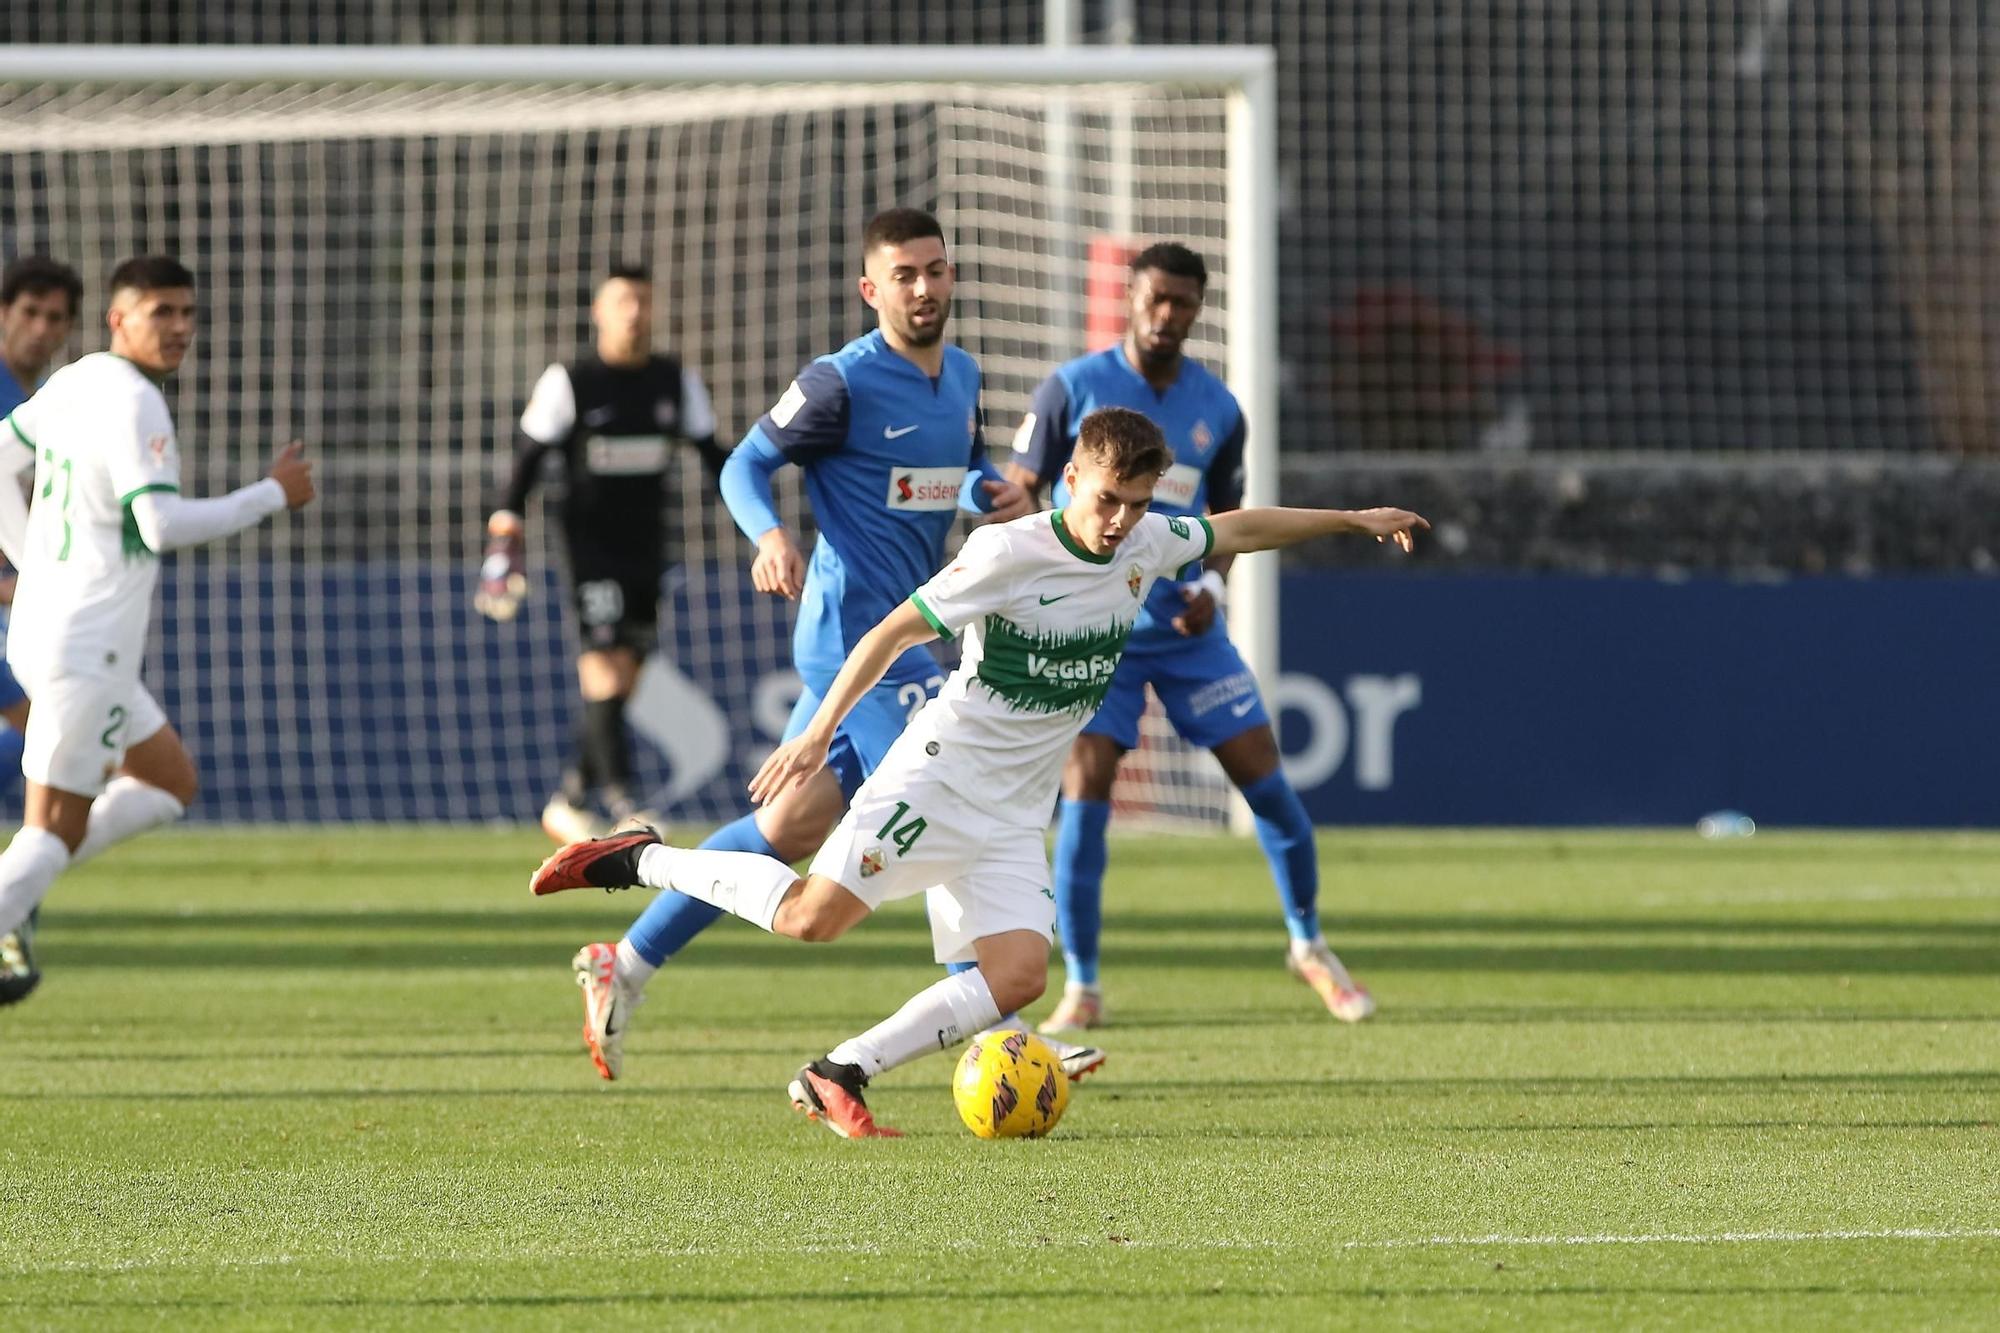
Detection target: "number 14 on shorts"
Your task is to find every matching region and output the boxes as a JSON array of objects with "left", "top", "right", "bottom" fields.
[{"left": 876, "top": 801, "right": 927, "bottom": 857}]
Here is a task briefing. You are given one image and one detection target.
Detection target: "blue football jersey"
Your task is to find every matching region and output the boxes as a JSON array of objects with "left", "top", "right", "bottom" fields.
[
  {"left": 748, "top": 330, "right": 987, "bottom": 687},
  {"left": 0, "top": 361, "right": 25, "bottom": 418},
  {"left": 1013, "top": 346, "right": 1246, "bottom": 643},
  {"left": 0, "top": 358, "right": 28, "bottom": 634}
]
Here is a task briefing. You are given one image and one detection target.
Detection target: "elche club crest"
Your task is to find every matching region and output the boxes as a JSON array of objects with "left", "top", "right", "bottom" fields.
[
  {"left": 1127, "top": 565, "right": 1143, "bottom": 598},
  {"left": 859, "top": 847, "right": 887, "bottom": 879}
]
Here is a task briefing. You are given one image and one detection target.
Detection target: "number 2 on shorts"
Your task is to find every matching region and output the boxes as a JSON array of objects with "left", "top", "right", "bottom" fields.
[
  {"left": 875, "top": 800, "right": 928, "bottom": 857},
  {"left": 100, "top": 704, "right": 128, "bottom": 751}
]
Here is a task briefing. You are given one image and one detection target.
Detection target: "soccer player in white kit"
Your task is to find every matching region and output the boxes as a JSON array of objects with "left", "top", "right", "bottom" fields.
[
  {"left": 0, "top": 256, "right": 315, "bottom": 1002},
  {"left": 531, "top": 406, "right": 1425, "bottom": 1137}
]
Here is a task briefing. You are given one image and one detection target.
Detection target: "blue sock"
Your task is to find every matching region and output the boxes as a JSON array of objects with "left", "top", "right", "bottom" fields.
[
  {"left": 1240, "top": 769, "right": 1319, "bottom": 941},
  {"left": 0, "top": 725, "right": 21, "bottom": 804},
  {"left": 622, "top": 814, "right": 772, "bottom": 966},
  {"left": 1053, "top": 797, "right": 1112, "bottom": 986}
]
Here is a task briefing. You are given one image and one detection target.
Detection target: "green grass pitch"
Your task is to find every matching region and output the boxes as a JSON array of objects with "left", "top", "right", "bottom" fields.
[{"left": 2, "top": 828, "right": 1997, "bottom": 1329}]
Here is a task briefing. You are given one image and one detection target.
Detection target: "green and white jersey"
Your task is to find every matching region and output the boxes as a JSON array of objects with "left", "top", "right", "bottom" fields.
[
  {"left": 3, "top": 353, "right": 181, "bottom": 681},
  {"left": 900, "top": 507, "right": 1214, "bottom": 826}
]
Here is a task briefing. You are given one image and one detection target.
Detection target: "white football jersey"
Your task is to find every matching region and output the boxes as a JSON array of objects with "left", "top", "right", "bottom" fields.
[
  {"left": 895, "top": 508, "right": 1215, "bottom": 826},
  {"left": 3, "top": 353, "right": 182, "bottom": 681}
]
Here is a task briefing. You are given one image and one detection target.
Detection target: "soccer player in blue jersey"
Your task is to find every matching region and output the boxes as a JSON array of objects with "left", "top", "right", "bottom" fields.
[
  {"left": 0, "top": 259, "right": 83, "bottom": 808},
  {"left": 1009, "top": 242, "right": 1376, "bottom": 1029},
  {"left": 565, "top": 208, "right": 1055, "bottom": 1081},
  {"left": 0, "top": 257, "right": 80, "bottom": 996}
]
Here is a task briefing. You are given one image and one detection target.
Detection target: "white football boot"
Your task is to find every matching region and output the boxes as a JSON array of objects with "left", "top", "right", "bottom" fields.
[
  {"left": 1287, "top": 938, "right": 1376, "bottom": 1022},
  {"left": 572, "top": 941, "right": 646, "bottom": 1080},
  {"left": 1037, "top": 983, "right": 1104, "bottom": 1035},
  {"left": 1039, "top": 1033, "right": 1107, "bottom": 1083}
]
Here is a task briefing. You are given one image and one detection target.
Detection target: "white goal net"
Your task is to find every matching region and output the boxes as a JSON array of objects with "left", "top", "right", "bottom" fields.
[{"left": 0, "top": 49, "right": 1268, "bottom": 828}]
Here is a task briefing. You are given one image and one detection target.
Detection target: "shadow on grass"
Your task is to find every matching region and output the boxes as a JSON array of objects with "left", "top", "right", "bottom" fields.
[
  {"left": 7, "top": 1068, "right": 1994, "bottom": 1105},
  {"left": 30, "top": 937, "right": 2000, "bottom": 977}
]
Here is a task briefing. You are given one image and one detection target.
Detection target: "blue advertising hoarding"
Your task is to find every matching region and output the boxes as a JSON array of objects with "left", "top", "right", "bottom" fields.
[
  {"left": 49, "top": 564, "right": 1993, "bottom": 828},
  {"left": 1272, "top": 573, "right": 1999, "bottom": 827}
]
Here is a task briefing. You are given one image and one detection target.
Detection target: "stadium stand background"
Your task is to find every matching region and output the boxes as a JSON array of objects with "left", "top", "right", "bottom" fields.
[{"left": 3, "top": 2, "right": 1992, "bottom": 576}]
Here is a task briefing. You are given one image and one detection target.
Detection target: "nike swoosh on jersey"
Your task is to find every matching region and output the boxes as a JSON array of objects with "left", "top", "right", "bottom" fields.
[
  {"left": 883, "top": 424, "right": 920, "bottom": 439},
  {"left": 1230, "top": 698, "right": 1258, "bottom": 716},
  {"left": 1038, "top": 593, "right": 1071, "bottom": 604},
  {"left": 583, "top": 406, "right": 618, "bottom": 427}
]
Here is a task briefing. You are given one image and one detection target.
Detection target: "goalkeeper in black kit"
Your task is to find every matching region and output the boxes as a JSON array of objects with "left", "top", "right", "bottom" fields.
[{"left": 476, "top": 264, "right": 729, "bottom": 841}]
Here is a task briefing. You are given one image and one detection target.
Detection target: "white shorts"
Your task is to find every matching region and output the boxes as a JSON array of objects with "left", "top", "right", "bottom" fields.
[
  {"left": 17, "top": 670, "right": 168, "bottom": 797},
  {"left": 809, "top": 774, "right": 1055, "bottom": 965}
]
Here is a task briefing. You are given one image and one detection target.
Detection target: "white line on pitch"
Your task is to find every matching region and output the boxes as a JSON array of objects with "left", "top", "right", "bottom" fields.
[{"left": 15, "top": 1227, "right": 2000, "bottom": 1277}]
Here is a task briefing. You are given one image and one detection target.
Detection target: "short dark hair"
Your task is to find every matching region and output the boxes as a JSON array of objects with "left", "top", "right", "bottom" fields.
[
  {"left": 1131, "top": 241, "right": 1208, "bottom": 290},
  {"left": 1075, "top": 407, "right": 1174, "bottom": 481},
  {"left": 863, "top": 208, "right": 945, "bottom": 257},
  {"left": 108, "top": 255, "right": 195, "bottom": 298},
  {"left": 603, "top": 263, "right": 651, "bottom": 286},
  {"left": 1, "top": 256, "right": 83, "bottom": 313}
]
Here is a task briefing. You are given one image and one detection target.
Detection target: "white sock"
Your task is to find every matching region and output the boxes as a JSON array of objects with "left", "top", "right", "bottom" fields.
[
  {"left": 827, "top": 968, "right": 1001, "bottom": 1080},
  {"left": 71, "top": 777, "right": 186, "bottom": 867},
  {"left": 0, "top": 827, "right": 73, "bottom": 937},
  {"left": 634, "top": 843, "right": 798, "bottom": 933},
  {"left": 613, "top": 937, "right": 657, "bottom": 990}
]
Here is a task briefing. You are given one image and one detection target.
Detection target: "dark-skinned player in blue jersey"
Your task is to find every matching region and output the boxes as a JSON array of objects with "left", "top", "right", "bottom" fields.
[{"left": 1006, "top": 242, "right": 1375, "bottom": 1034}]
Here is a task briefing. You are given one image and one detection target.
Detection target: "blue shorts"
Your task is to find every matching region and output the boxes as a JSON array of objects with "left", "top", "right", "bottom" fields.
[
  {"left": 786, "top": 669, "right": 943, "bottom": 800},
  {"left": 1083, "top": 628, "right": 1270, "bottom": 752}
]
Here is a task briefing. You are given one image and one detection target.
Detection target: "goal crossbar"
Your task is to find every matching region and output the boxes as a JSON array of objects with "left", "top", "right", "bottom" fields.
[{"left": 0, "top": 43, "right": 1280, "bottom": 831}]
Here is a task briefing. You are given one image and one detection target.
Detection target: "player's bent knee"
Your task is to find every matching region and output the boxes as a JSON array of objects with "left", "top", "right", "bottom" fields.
[
  {"left": 978, "top": 951, "right": 1049, "bottom": 1014},
  {"left": 772, "top": 877, "right": 870, "bottom": 943},
  {"left": 988, "top": 968, "right": 1047, "bottom": 1016},
  {"left": 788, "top": 910, "right": 850, "bottom": 944}
]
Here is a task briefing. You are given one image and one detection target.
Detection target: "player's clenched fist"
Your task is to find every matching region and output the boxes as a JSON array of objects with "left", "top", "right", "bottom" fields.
[
  {"left": 752, "top": 527, "right": 806, "bottom": 600},
  {"left": 266, "top": 440, "right": 315, "bottom": 509}
]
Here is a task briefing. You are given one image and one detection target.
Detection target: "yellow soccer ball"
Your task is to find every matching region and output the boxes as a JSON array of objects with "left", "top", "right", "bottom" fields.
[{"left": 952, "top": 1028, "right": 1070, "bottom": 1139}]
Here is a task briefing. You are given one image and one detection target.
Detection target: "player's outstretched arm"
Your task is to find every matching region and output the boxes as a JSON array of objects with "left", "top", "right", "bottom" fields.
[
  {"left": 128, "top": 441, "right": 315, "bottom": 552},
  {"left": 1206, "top": 505, "right": 1429, "bottom": 559},
  {"left": 748, "top": 600, "right": 938, "bottom": 806}
]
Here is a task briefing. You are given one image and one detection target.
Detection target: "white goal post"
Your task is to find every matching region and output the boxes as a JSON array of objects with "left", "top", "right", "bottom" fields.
[{"left": 0, "top": 44, "right": 1278, "bottom": 829}]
